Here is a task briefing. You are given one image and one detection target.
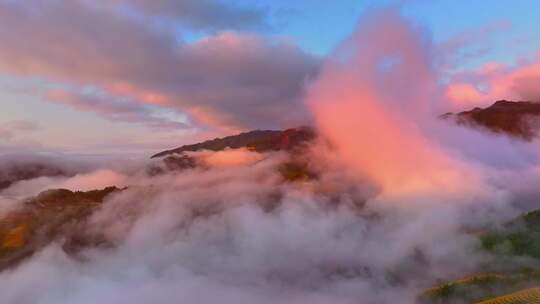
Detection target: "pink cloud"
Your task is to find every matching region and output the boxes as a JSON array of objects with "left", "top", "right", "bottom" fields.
[
  {"left": 190, "top": 148, "right": 264, "bottom": 168},
  {"left": 446, "top": 53, "right": 540, "bottom": 109},
  {"left": 111, "top": 0, "right": 271, "bottom": 32},
  {"left": 446, "top": 83, "right": 489, "bottom": 108},
  {"left": 308, "top": 9, "right": 478, "bottom": 197},
  {"left": 47, "top": 88, "right": 187, "bottom": 130},
  {"left": 0, "top": 121, "right": 40, "bottom": 140},
  {"left": 107, "top": 83, "right": 168, "bottom": 106},
  {"left": 0, "top": 1, "right": 319, "bottom": 132}
]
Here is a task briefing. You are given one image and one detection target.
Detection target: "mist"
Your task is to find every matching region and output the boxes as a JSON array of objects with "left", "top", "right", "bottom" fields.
[
  {"left": 0, "top": 151, "right": 494, "bottom": 304},
  {"left": 2, "top": 7, "right": 540, "bottom": 304}
]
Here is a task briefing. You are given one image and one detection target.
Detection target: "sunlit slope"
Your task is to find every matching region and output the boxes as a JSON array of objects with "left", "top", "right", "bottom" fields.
[
  {"left": 477, "top": 287, "right": 540, "bottom": 304},
  {"left": 421, "top": 209, "right": 540, "bottom": 303},
  {"left": 0, "top": 187, "right": 120, "bottom": 271},
  {"left": 421, "top": 270, "right": 540, "bottom": 303}
]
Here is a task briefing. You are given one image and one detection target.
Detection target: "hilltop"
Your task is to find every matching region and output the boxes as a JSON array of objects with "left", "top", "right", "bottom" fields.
[{"left": 443, "top": 100, "right": 540, "bottom": 140}]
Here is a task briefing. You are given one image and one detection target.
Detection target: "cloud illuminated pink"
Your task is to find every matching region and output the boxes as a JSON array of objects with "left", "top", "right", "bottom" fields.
[
  {"left": 446, "top": 53, "right": 540, "bottom": 109},
  {"left": 308, "top": 9, "right": 480, "bottom": 197},
  {"left": 0, "top": 1, "right": 319, "bottom": 133}
]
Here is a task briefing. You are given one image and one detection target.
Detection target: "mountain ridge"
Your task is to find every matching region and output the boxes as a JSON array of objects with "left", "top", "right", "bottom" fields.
[
  {"left": 443, "top": 100, "right": 540, "bottom": 139},
  {"left": 151, "top": 126, "right": 316, "bottom": 159},
  {"left": 154, "top": 100, "right": 540, "bottom": 162}
]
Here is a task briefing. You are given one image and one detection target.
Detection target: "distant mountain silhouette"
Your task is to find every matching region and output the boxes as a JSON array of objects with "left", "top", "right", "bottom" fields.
[
  {"left": 443, "top": 100, "right": 540, "bottom": 139},
  {"left": 148, "top": 126, "right": 318, "bottom": 177},
  {"left": 151, "top": 126, "right": 316, "bottom": 159},
  {"left": 0, "top": 163, "right": 69, "bottom": 191}
]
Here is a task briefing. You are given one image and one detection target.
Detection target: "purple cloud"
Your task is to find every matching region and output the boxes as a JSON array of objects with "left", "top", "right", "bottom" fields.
[
  {"left": 117, "top": 0, "right": 272, "bottom": 32},
  {"left": 0, "top": 120, "right": 40, "bottom": 140},
  {"left": 47, "top": 88, "right": 187, "bottom": 130},
  {"left": 0, "top": 0, "right": 319, "bottom": 132}
]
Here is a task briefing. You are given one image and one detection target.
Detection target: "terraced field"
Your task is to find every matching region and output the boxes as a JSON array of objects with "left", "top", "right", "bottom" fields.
[
  {"left": 421, "top": 209, "right": 540, "bottom": 303},
  {"left": 420, "top": 269, "right": 540, "bottom": 303},
  {"left": 477, "top": 287, "right": 540, "bottom": 304}
]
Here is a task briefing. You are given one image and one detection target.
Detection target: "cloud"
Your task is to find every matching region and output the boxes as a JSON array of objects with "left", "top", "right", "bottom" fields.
[
  {"left": 0, "top": 151, "right": 501, "bottom": 304},
  {"left": 169, "top": 32, "right": 320, "bottom": 130},
  {"left": 445, "top": 53, "right": 540, "bottom": 108},
  {"left": 3, "top": 6, "right": 540, "bottom": 304},
  {"left": 2, "top": 138, "right": 538, "bottom": 303},
  {"left": 189, "top": 148, "right": 266, "bottom": 168},
  {"left": 0, "top": 152, "right": 139, "bottom": 211},
  {"left": 47, "top": 88, "right": 187, "bottom": 130},
  {"left": 117, "top": 0, "right": 272, "bottom": 32},
  {"left": 0, "top": 120, "right": 39, "bottom": 140},
  {"left": 436, "top": 21, "right": 512, "bottom": 69},
  {"left": 307, "top": 9, "right": 483, "bottom": 197},
  {"left": 0, "top": 1, "right": 319, "bottom": 132},
  {"left": 304, "top": 7, "right": 540, "bottom": 203},
  {"left": 3, "top": 169, "right": 128, "bottom": 199}
]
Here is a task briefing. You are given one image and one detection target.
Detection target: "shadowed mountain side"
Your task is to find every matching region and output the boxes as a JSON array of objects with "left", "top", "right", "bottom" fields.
[
  {"left": 0, "top": 187, "right": 121, "bottom": 271},
  {"left": 151, "top": 127, "right": 317, "bottom": 159},
  {"left": 443, "top": 100, "right": 540, "bottom": 140}
]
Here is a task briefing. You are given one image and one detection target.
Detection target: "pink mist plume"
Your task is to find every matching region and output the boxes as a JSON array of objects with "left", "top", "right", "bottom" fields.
[{"left": 308, "top": 9, "right": 479, "bottom": 198}]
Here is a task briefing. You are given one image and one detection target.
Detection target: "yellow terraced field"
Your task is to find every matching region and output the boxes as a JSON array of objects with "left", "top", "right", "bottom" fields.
[
  {"left": 421, "top": 273, "right": 505, "bottom": 298},
  {"left": 477, "top": 287, "right": 540, "bottom": 304}
]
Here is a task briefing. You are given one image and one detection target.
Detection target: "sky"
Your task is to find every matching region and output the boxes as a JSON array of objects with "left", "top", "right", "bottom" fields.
[{"left": 1, "top": 0, "right": 540, "bottom": 155}]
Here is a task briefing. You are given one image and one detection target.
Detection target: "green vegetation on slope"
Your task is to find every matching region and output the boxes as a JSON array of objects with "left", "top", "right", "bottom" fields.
[
  {"left": 481, "top": 210, "right": 540, "bottom": 258},
  {"left": 422, "top": 209, "right": 540, "bottom": 304}
]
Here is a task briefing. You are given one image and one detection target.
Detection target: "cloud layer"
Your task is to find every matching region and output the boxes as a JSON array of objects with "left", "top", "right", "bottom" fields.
[
  {"left": 446, "top": 53, "right": 540, "bottom": 108},
  {"left": 4, "top": 9, "right": 540, "bottom": 304},
  {"left": 117, "top": 0, "right": 272, "bottom": 32},
  {"left": 0, "top": 120, "right": 39, "bottom": 140},
  {"left": 0, "top": 0, "right": 319, "bottom": 134},
  {"left": 0, "top": 151, "right": 497, "bottom": 304}
]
